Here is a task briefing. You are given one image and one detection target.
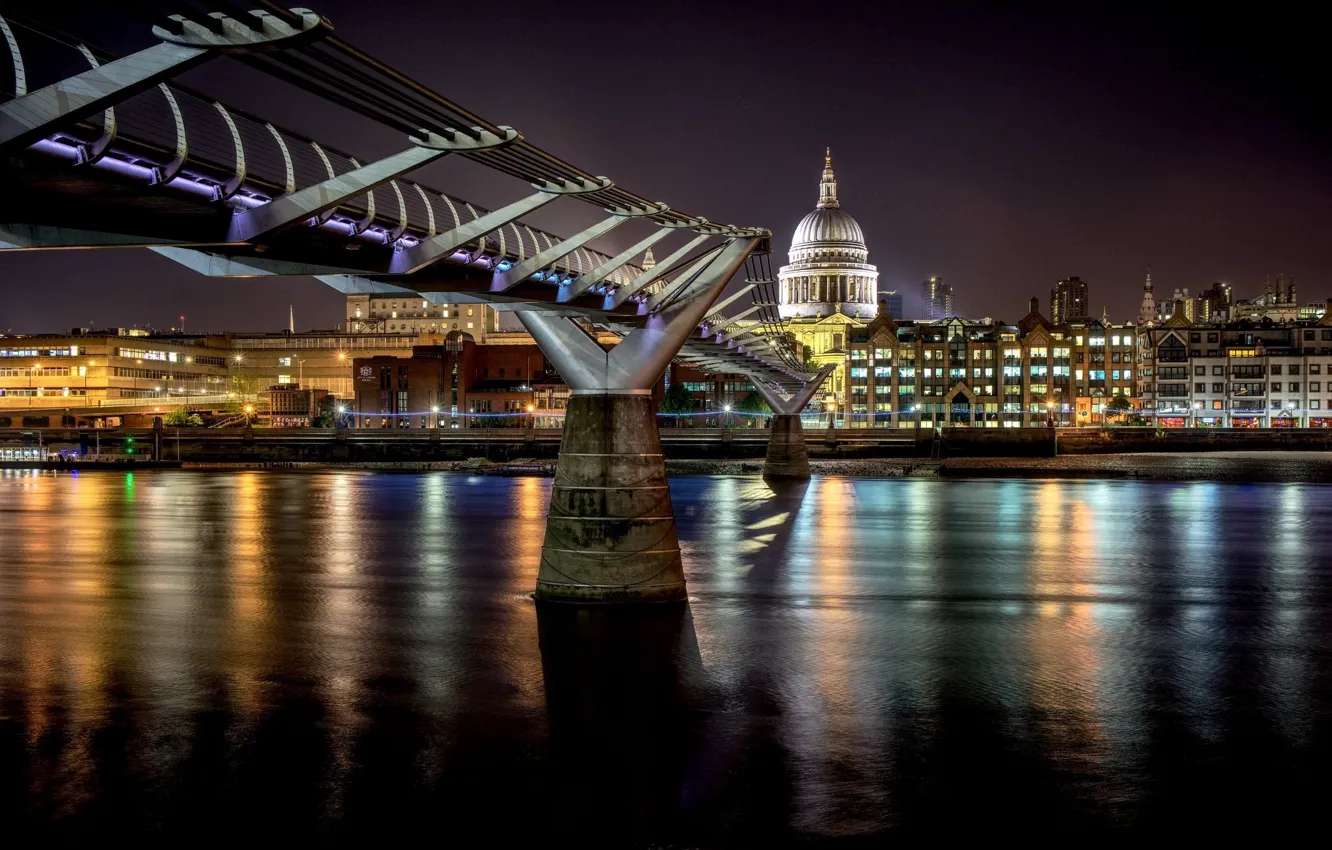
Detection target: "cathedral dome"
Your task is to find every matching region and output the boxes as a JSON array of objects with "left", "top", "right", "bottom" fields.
[
  {"left": 791, "top": 206, "right": 866, "bottom": 250},
  {"left": 776, "top": 149, "right": 880, "bottom": 320}
]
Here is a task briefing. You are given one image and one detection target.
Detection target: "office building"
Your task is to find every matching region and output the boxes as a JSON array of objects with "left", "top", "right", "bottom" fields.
[
  {"left": 1050, "top": 276, "right": 1090, "bottom": 324},
  {"left": 920, "top": 276, "right": 953, "bottom": 320},
  {"left": 880, "top": 290, "right": 904, "bottom": 319}
]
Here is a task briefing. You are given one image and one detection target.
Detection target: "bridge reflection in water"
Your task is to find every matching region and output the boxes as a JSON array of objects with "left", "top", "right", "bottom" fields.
[{"left": 1, "top": 470, "right": 1331, "bottom": 841}]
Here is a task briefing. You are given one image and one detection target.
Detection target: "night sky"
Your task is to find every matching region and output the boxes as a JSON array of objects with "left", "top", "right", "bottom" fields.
[{"left": 3, "top": 0, "right": 1329, "bottom": 333}]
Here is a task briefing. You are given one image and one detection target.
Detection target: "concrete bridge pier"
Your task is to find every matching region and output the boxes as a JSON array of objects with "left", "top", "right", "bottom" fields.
[
  {"left": 519, "top": 236, "right": 761, "bottom": 603},
  {"left": 752, "top": 366, "right": 834, "bottom": 479}
]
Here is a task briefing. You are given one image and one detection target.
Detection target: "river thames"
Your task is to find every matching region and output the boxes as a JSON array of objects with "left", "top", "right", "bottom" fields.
[{"left": 2, "top": 470, "right": 1330, "bottom": 843}]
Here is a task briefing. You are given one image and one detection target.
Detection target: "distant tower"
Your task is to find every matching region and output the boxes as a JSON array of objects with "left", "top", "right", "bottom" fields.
[
  {"left": 1137, "top": 268, "right": 1157, "bottom": 324},
  {"left": 1050, "top": 275, "right": 1090, "bottom": 324},
  {"left": 879, "top": 290, "right": 904, "bottom": 319},
  {"left": 1289, "top": 276, "right": 1297, "bottom": 305},
  {"left": 920, "top": 276, "right": 953, "bottom": 319},
  {"left": 289, "top": 304, "right": 295, "bottom": 333},
  {"left": 641, "top": 245, "right": 656, "bottom": 272}
]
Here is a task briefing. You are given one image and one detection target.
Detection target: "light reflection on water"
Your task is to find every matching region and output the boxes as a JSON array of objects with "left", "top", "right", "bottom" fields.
[{"left": 2, "top": 470, "right": 1331, "bottom": 842}]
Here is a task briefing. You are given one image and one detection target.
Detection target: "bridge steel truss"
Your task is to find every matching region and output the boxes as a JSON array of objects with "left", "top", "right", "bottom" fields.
[{"left": 0, "top": 3, "right": 831, "bottom": 602}]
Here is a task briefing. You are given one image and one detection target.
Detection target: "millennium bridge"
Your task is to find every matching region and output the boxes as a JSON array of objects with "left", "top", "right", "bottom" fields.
[{"left": 0, "top": 2, "right": 832, "bottom": 602}]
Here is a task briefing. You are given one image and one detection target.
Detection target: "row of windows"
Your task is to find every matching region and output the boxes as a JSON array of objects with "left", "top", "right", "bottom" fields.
[
  {"left": 0, "top": 347, "right": 79, "bottom": 357},
  {"left": 233, "top": 336, "right": 417, "bottom": 350},
  {"left": 0, "top": 366, "right": 76, "bottom": 377},
  {"left": 0, "top": 388, "right": 87, "bottom": 397},
  {"left": 117, "top": 348, "right": 180, "bottom": 362},
  {"left": 1191, "top": 400, "right": 1332, "bottom": 410},
  {"left": 112, "top": 367, "right": 222, "bottom": 381},
  {"left": 1191, "top": 382, "right": 1326, "bottom": 394}
]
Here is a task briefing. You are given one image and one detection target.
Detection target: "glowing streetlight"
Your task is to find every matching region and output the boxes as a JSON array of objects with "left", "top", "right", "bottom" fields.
[
  {"left": 431, "top": 405, "right": 440, "bottom": 414},
  {"left": 233, "top": 354, "right": 244, "bottom": 364},
  {"left": 243, "top": 404, "right": 254, "bottom": 415},
  {"left": 723, "top": 404, "right": 731, "bottom": 413},
  {"left": 526, "top": 404, "right": 535, "bottom": 413},
  {"left": 336, "top": 352, "right": 347, "bottom": 362},
  {"left": 337, "top": 405, "right": 347, "bottom": 414}
]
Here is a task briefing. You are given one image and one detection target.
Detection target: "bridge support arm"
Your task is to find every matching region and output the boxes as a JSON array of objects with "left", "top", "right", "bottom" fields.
[
  {"left": 607, "top": 232, "right": 711, "bottom": 307},
  {"left": 228, "top": 127, "right": 516, "bottom": 241},
  {"left": 517, "top": 236, "right": 759, "bottom": 603},
  {"left": 491, "top": 200, "right": 661, "bottom": 292},
  {"left": 392, "top": 176, "right": 603, "bottom": 274},
  {"left": 751, "top": 365, "right": 834, "bottom": 479},
  {"left": 559, "top": 228, "right": 672, "bottom": 301}
]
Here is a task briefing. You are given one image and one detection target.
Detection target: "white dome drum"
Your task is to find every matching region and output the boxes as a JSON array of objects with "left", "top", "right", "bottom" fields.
[{"left": 778, "top": 149, "right": 879, "bottom": 319}]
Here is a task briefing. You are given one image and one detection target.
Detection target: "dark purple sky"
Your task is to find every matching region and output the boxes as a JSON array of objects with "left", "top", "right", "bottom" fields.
[{"left": 4, "top": 0, "right": 1329, "bottom": 333}]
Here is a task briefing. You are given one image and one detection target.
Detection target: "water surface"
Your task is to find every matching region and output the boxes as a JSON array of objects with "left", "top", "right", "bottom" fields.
[{"left": 2, "top": 470, "right": 1330, "bottom": 843}]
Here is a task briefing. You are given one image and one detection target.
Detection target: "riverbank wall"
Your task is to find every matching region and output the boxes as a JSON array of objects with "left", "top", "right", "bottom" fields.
[{"left": 4, "top": 425, "right": 1332, "bottom": 463}]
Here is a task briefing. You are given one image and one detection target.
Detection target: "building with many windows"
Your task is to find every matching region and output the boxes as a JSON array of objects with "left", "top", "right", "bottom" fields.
[
  {"left": 879, "top": 290, "right": 904, "bottom": 319},
  {"left": 920, "top": 276, "right": 953, "bottom": 320},
  {"left": 345, "top": 294, "right": 499, "bottom": 337},
  {"left": 834, "top": 298, "right": 1138, "bottom": 427},
  {"left": 228, "top": 332, "right": 420, "bottom": 400},
  {"left": 1137, "top": 300, "right": 1332, "bottom": 427},
  {"left": 0, "top": 331, "right": 232, "bottom": 408},
  {"left": 1050, "top": 276, "right": 1090, "bottom": 325}
]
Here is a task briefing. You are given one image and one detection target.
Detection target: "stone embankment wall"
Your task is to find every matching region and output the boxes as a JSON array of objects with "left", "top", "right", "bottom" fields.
[{"left": 4, "top": 426, "right": 1331, "bottom": 462}]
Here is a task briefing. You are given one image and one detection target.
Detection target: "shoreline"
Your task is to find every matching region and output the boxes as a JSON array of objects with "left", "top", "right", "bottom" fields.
[{"left": 8, "top": 451, "right": 1332, "bottom": 482}]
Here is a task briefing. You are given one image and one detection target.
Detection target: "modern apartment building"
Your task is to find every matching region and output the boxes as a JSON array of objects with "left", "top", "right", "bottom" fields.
[{"left": 1138, "top": 301, "right": 1332, "bottom": 427}]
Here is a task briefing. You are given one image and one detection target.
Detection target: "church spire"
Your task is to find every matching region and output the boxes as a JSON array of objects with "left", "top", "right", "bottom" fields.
[
  {"left": 818, "top": 147, "right": 839, "bottom": 209},
  {"left": 1137, "top": 266, "right": 1157, "bottom": 325},
  {"left": 641, "top": 245, "right": 656, "bottom": 272}
]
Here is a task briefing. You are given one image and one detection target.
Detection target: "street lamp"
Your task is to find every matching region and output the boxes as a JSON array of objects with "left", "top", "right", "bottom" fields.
[
  {"left": 527, "top": 402, "right": 536, "bottom": 429},
  {"left": 1046, "top": 399, "right": 1055, "bottom": 428}
]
